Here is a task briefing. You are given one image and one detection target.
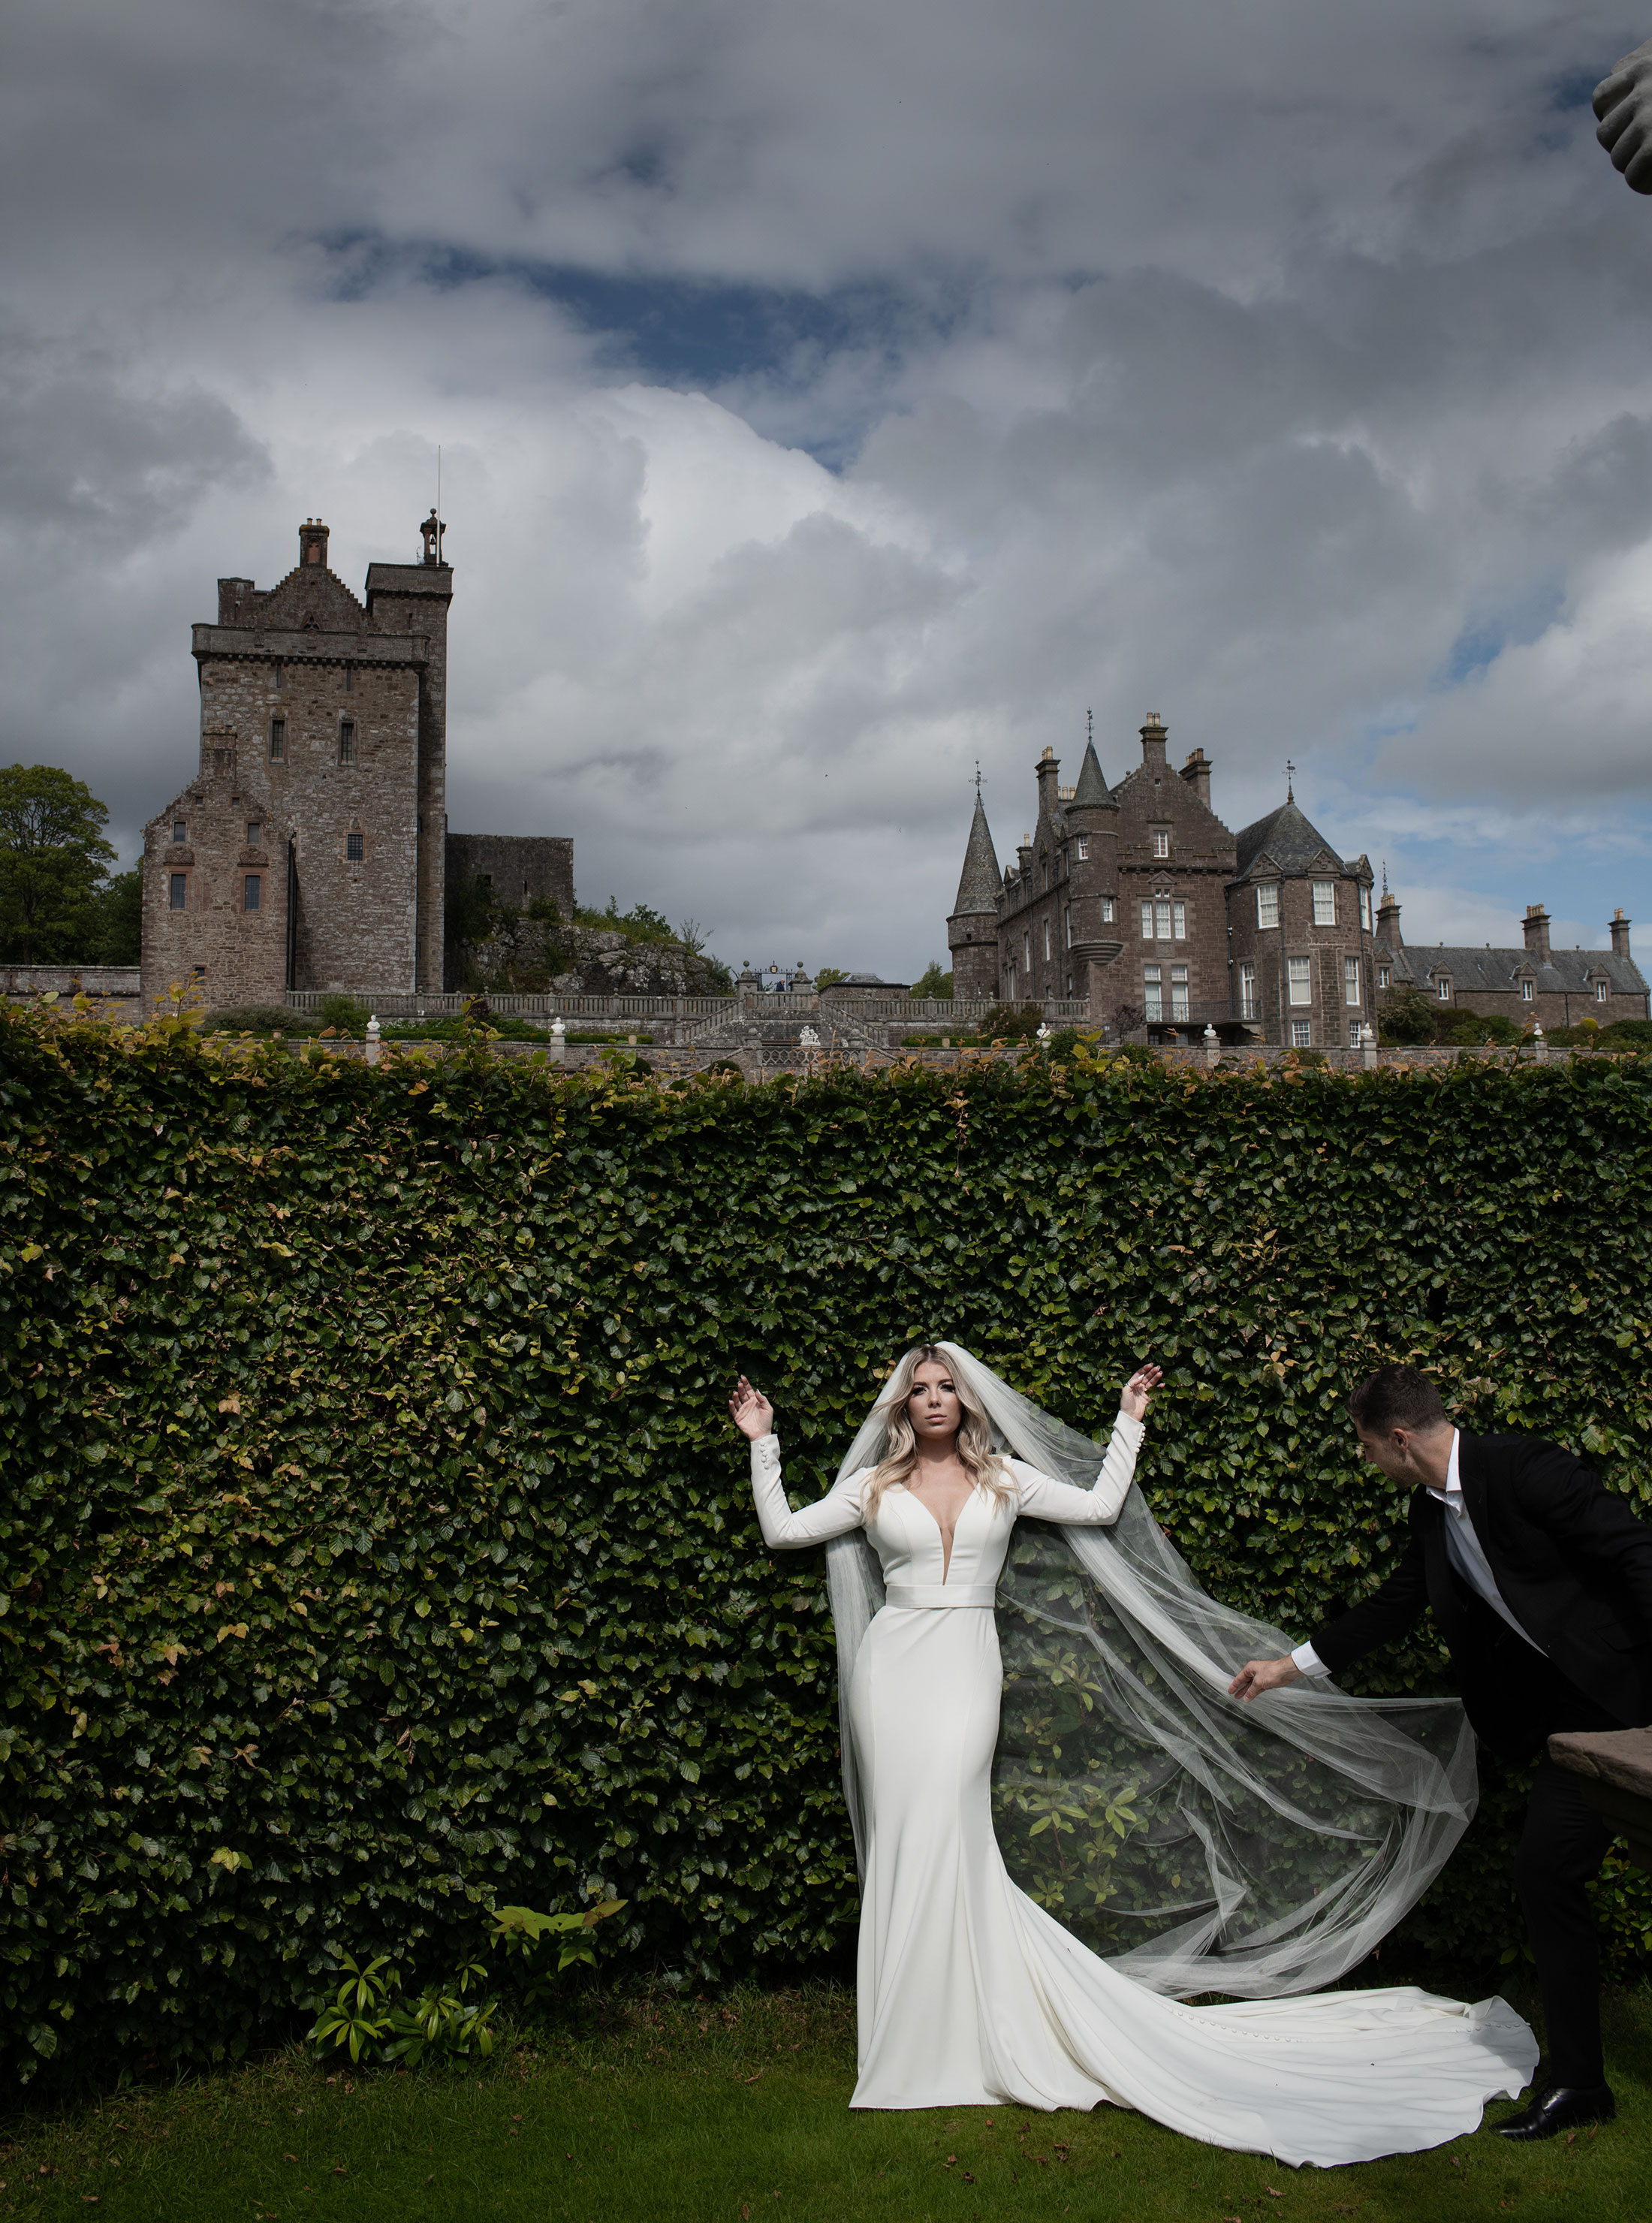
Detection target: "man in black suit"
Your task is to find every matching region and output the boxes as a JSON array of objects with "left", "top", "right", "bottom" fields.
[{"left": 1229, "top": 1363, "right": 1652, "bottom": 2140}]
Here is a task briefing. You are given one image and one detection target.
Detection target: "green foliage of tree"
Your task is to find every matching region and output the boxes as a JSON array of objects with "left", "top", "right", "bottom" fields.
[
  {"left": 812, "top": 969, "right": 849, "bottom": 989},
  {"left": 1447, "top": 1012, "right": 1524, "bottom": 1047},
  {"left": 0, "top": 765, "right": 119, "bottom": 964},
  {"left": 2, "top": 1012, "right": 1651, "bottom": 2089},
  {"left": 83, "top": 867, "right": 143, "bottom": 966},
  {"left": 574, "top": 897, "right": 677, "bottom": 945},
  {"left": 911, "top": 961, "right": 954, "bottom": 1000},
  {"left": 1376, "top": 985, "right": 1442, "bottom": 1046}
]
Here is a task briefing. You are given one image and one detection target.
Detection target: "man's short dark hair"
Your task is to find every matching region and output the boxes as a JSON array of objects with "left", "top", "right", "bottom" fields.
[{"left": 1349, "top": 1364, "right": 1449, "bottom": 1437}]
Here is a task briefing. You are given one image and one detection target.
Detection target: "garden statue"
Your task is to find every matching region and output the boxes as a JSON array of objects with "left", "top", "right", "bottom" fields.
[{"left": 1594, "top": 39, "right": 1652, "bottom": 192}]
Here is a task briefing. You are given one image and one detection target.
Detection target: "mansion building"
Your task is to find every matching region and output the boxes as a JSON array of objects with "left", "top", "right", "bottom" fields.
[{"left": 948, "top": 715, "right": 1648, "bottom": 1046}]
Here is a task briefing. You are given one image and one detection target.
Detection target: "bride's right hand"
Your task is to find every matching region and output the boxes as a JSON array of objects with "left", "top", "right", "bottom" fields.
[{"left": 729, "top": 1375, "right": 775, "bottom": 1440}]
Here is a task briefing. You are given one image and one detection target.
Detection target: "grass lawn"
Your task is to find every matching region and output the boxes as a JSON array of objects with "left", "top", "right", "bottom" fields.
[{"left": 3, "top": 1983, "right": 1649, "bottom": 2223}]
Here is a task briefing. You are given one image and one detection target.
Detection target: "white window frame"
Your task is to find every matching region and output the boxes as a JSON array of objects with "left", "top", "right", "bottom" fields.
[
  {"left": 1596, "top": 979, "right": 1609, "bottom": 1003},
  {"left": 1170, "top": 964, "right": 1189, "bottom": 1021},
  {"left": 1023, "top": 931, "right": 1031, "bottom": 970},
  {"left": 1100, "top": 895, "right": 1114, "bottom": 923},
  {"left": 1520, "top": 978, "right": 1533, "bottom": 1003},
  {"left": 1257, "top": 883, "right": 1280, "bottom": 929},
  {"left": 1143, "top": 963, "right": 1162, "bottom": 1022},
  {"left": 1151, "top": 828, "right": 1170, "bottom": 859},
  {"left": 1377, "top": 964, "right": 1391, "bottom": 990},
  {"left": 1172, "top": 900, "right": 1186, "bottom": 940},
  {"left": 1436, "top": 977, "right": 1451, "bottom": 1001},
  {"left": 1239, "top": 961, "right": 1257, "bottom": 1020},
  {"left": 1287, "top": 955, "right": 1312, "bottom": 1006},
  {"left": 1064, "top": 903, "right": 1072, "bottom": 948},
  {"left": 1140, "top": 900, "right": 1154, "bottom": 941},
  {"left": 1313, "top": 881, "right": 1336, "bottom": 927},
  {"left": 1154, "top": 900, "right": 1171, "bottom": 940},
  {"left": 1076, "top": 835, "right": 1090, "bottom": 861},
  {"left": 1291, "top": 1019, "right": 1313, "bottom": 1048},
  {"left": 1349, "top": 1020, "right": 1362, "bottom": 1048},
  {"left": 1343, "top": 955, "right": 1361, "bottom": 1006},
  {"left": 1359, "top": 886, "right": 1372, "bottom": 931},
  {"left": 1043, "top": 917, "right": 1051, "bottom": 961}
]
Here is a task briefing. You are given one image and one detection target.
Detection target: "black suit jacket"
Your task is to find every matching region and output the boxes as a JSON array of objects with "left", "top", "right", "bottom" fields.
[{"left": 1310, "top": 1433, "right": 1652, "bottom": 1759}]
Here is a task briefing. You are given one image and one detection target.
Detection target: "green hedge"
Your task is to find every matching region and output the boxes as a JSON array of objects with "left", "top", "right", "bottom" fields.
[{"left": 3, "top": 1013, "right": 1651, "bottom": 2087}]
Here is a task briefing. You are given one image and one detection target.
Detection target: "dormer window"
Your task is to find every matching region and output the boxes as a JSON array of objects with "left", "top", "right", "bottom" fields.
[
  {"left": 173, "top": 820, "right": 186, "bottom": 844},
  {"left": 1436, "top": 977, "right": 1452, "bottom": 1001},
  {"left": 1377, "top": 964, "right": 1392, "bottom": 989},
  {"left": 339, "top": 720, "right": 356, "bottom": 766},
  {"left": 1359, "top": 886, "right": 1373, "bottom": 931},
  {"left": 1313, "top": 881, "right": 1336, "bottom": 926},
  {"left": 1151, "top": 829, "right": 1171, "bottom": 859},
  {"left": 1520, "top": 979, "right": 1533, "bottom": 1003},
  {"left": 1257, "top": 883, "right": 1280, "bottom": 929},
  {"left": 1596, "top": 979, "right": 1609, "bottom": 1003}
]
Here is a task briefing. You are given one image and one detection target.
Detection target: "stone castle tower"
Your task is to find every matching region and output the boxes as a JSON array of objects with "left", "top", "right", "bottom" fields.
[{"left": 141, "top": 513, "right": 452, "bottom": 1011}]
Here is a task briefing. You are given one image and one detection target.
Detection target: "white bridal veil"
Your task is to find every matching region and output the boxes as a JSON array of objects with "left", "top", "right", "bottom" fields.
[{"left": 822, "top": 1342, "right": 1476, "bottom": 2001}]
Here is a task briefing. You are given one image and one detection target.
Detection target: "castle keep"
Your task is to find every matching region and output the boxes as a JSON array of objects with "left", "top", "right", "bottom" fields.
[
  {"left": 951, "top": 715, "right": 1647, "bottom": 1045},
  {"left": 140, "top": 515, "right": 572, "bottom": 1011}
]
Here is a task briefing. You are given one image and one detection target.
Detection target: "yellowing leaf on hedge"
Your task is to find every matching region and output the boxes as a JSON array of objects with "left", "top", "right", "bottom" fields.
[{"left": 209, "top": 1848, "right": 246, "bottom": 1872}]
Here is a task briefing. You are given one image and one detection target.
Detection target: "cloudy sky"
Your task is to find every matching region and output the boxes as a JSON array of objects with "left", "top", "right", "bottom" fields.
[{"left": 5, "top": 2, "right": 1652, "bottom": 977}]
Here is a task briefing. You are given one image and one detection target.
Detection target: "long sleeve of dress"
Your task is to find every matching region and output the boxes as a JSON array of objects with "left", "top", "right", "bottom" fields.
[
  {"left": 1009, "top": 1412, "right": 1144, "bottom": 1526},
  {"left": 749, "top": 1434, "right": 867, "bottom": 1549}
]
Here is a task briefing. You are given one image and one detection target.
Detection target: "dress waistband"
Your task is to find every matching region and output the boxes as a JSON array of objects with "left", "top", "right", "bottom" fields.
[{"left": 883, "top": 1583, "right": 998, "bottom": 1609}]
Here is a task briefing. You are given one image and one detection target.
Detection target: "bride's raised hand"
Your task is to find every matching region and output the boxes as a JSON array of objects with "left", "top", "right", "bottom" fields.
[
  {"left": 729, "top": 1375, "right": 775, "bottom": 1441},
  {"left": 1120, "top": 1362, "right": 1162, "bottom": 1423}
]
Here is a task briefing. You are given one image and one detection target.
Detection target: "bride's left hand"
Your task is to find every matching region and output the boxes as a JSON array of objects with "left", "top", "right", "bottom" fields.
[{"left": 1120, "top": 1363, "right": 1162, "bottom": 1423}]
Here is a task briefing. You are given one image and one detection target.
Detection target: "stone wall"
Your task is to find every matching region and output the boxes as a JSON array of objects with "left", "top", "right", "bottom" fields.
[{"left": 139, "top": 768, "right": 291, "bottom": 1014}]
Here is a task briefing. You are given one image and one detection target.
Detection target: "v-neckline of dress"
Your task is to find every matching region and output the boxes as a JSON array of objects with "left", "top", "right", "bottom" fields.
[{"left": 902, "top": 1482, "right": 972, "bottom": 1584}]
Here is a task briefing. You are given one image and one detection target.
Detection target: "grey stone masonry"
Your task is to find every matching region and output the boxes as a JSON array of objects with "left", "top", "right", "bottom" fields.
[
  {"left": 1226, "top": 794, "right": 1376, "bottom": 1051},
  {"left": 140, "top": 768, "right": 291, "bottom": 1013},
  {"left": 445, "top": 834, "right": 574, "bottom": 916},
  {"left": 945, "top": 790, "right": 1002, "bottom": 999},
  {"left": 144, "top": 515, "right": 453, "bottom": 1010}
]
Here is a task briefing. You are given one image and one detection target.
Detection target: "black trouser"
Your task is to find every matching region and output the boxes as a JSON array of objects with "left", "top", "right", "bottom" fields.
[{"left": 1509, "top": 1678, "right": 1620, "bottom": 2091}]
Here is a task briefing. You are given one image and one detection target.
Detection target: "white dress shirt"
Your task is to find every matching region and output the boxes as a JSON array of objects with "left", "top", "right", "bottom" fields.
[{"left": 1290, "top": 1430, "right": 1545, "bottom": 1679}]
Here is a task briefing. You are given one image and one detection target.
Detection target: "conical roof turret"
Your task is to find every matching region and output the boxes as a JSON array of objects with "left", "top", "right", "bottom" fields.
[
  {"left": 1070, "top": 739, "right": 1116, "bottom": 809},
  {"left": 951, "top": 792, "right": 1002, "bottom": 915}
]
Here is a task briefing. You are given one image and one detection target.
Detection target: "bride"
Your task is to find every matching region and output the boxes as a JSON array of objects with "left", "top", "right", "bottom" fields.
[{"left": 728, "top": 1341, "right": 1536, "bottom": 2168}]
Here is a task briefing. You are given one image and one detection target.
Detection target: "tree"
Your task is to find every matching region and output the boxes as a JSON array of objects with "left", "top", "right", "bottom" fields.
[
  {"left": 1376, "top": 984, "right": 1441, "bottom": 1047},
  {"left": 84, "top": 867, "right": 143, "bottom": 965},
  {"left": 912, "top": 960, "right": 954, "bottom": 999},
  {"left": 0, "top": 765, "right": 119, "bottom": 964}
]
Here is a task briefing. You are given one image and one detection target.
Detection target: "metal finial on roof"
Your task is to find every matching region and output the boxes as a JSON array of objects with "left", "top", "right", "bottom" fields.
[
  {"left": 1087, "top": 706, "right": 1093, "bottom": 747},
  {"left": 1382, "top": 860, "right": 1389, "bottom": 897},
  {"left": 974, "top": 758, "right": 983, "bottom": 800},
  {"left": 1285, "top": 758, "right": 1296, "bottom": 802}
]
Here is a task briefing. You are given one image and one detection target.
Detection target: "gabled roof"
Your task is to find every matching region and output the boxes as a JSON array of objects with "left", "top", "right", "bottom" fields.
[
  {"left": 1232, "top": 797, "right": 1346, "bottom": 881},
  {"left": 1376, "top": 940, "right": 1648, "bottom": 997},
  {"left": 1070, "top": 740, "right": 1116, "bottom": 809},
  {"left": 951, "top": 795, "right": 1002, "bottom": 916},
  {"left": 251, "top": 563, "right": 368, "bottom": 634}
]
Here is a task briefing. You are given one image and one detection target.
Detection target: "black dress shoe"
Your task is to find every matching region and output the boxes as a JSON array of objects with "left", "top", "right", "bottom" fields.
[{"left": 1495, "top": 2083, "right": 1615, "bottom": 2140}]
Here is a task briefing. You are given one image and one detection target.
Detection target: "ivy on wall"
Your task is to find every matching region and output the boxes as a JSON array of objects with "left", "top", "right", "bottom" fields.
[{"left": 2, "top": 1012, "right": 1650, "bottom": 2087}]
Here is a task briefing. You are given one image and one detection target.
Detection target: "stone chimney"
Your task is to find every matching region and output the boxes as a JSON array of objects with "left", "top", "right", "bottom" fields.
[
  {"left": 1522, "top": 903, "right": 1551, "bottom": 959},
  {"left": 217, "top": 577, "right": 255, "bottom": 625},
  {"left": 1177, "top": 745, "right": 1212, "bottom": 807},
  {"left": 1139, "top": 711, "right": 1168, "bottom": 768},
  {"left": 1376, "top": 889, "right": 1401, "bottom": 947},
  {"left": 1036, "top": 744, "right": 1062, "bottom": 818},
  {"left": 1610, "top": 906, "right": 1632, "bottom": 960},
  {"left": 299, "top": 518, "right": 330, "bottom": 570},
  {"left": 1017, "top": 833, "right": 1034, "bottom": 879}
]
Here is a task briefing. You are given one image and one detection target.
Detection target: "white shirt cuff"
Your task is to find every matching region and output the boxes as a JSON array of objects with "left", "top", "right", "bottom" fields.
[{"left": 1290, "top": 1641, "right": 1330, "bottom": 1679}]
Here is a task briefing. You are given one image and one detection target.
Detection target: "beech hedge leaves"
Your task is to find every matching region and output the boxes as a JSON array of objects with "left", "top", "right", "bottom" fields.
[{"left": 3, "top": 1014, "right": 1651, "bottom": 2087}]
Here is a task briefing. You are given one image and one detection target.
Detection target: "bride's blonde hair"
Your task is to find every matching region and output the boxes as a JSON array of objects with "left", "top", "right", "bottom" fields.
[{"left": 862, "top": 1344, "right": 1014, "bottom": 1521}]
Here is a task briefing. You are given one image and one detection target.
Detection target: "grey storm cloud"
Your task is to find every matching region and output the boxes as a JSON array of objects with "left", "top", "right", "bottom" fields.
[{"left": 2, "top": 0, "right": 1650, "bottom": 969}]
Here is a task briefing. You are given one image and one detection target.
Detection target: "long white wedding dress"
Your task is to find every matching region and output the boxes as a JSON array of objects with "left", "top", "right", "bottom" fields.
[{"left": 749, "top": 1416, "right": 1537, "bottom": 2168}]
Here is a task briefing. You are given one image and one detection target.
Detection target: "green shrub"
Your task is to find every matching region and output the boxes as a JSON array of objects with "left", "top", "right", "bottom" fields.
[
  {"left": 2, "top": 1009, "right": 1651, "bottom": 2090},
  {"left": 200, "top": 1006, "right": 322, "bottom": 1039}
]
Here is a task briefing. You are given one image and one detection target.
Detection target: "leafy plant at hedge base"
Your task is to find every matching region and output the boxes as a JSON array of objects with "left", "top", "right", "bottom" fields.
[{"left": 306, "top": 1899, "right": 625, "bottom": 2068}]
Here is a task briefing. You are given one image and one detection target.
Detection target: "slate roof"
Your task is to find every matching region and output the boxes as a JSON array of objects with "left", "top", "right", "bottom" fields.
[
  {"left": 1231, "top": 798, "right": 1352, "bottom": 881},
  {"left": 1379, "top": 940, "right": 1647, "bottom": 997},
  {"left": 951, "top": 796, "right": 1002, "bottom": 916},
  {"left": 1070, "top": 740, "right": 1116, "bottom": 809}
]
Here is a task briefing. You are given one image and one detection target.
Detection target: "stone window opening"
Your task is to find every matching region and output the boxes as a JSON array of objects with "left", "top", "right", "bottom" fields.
[
  {"left": 1171, "top": 964, "right": 1189, "bottom": 1021},
  {"left": 247, "top": 822, "right": 261, "bottom": 848},
  {"left": 1154, "top": 900, "right": 1172, "bottom": 940},
  {"left": 1100, "top": 894, "right": 1114, "bottom": 923},
  {"left": 1313, "top": 881, "right": 1336, "bottom": 926},
  {"left": 1377, "top": 964, "right": 1392, "bottom": 989},
  {"left": 1287, "top": 955, "right": 1312, "bottom": 1006},
  {"left": 1436, "top": 977, "right": 1452, "bottom": 1001},
  {"left": 346, "top": 828, "right": 365, "bottom": 863},
  {"left": 1151, "top": 828, "right": 1170, "bottom": 859},
  {"left": 1349, "top": 1020, "right": 1363, "bottom": 1048},
  {"left": 1291, "top": 1019, "right": 1312, "bottom": 1048},
  {"left": 244, "top": 875, "right": 261, "bottom": 912},
  {"left": 1257, "top": 883, "right": 1280, "bottom": 929},
  {"left": 191, "top": 965, "right": 206, "bottom": 984},
  {"left": 345, "top": 663, "right": 353, "bottom": 694},
  {"left": 173, "top": 820, "right": 186, "bottom": 844},
  {"left": 1139, "top": 900, "right": 1154, "bottom": 940},
  {"left": 1172, "top": 900, "right": 1186, "bottom": 939},
  {"left": 339, "top": 720, "right": 357, "bottom": 766},
  {"left": 273, "top": 660, "right": 282, "bottom": 690},
  {"left": 1521, "top": 979, "right": 1534, "bottom": 1003},
  {"left": 1042, "top": 917, "right": 1051, "bottom": 961},
  {"left": 1064, "top": 903, "right": 1072, "bottom": 948},
  {"left": 1596, "top": 979, "right": 1609, "bottom": 1003},
  {"left": 1343, "top": 956, "right": 1361, "bottom": 1005},
  {"left": 1076, "top": 835, "right": 1090, "bottom": 861},
  {"left": 169, "top": 873, "right": 187, "bottom": 910},
  {"left": 269, "top": 716, "right": 285, "bottom": 761},
  {"left": 1359, "top": 885, "right": 1373, "bottom": 931},
  {"left": 1240, "top": 961, "right": 1257, "bottom": 1019},
  {"left": 1144, "top": 964, "right": 1162, "bottom": 1021}
]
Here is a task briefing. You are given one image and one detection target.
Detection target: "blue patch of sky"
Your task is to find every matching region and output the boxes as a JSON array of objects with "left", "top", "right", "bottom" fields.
[
  {"left": 1435, "top": 576, "right": 1565, "bottom": 689},
  {"left": 312, "top": 231, "right": 973, "bottom": 463},
  {"left": 1548, "top": 64, "right": 1608, "bottom": 114}
]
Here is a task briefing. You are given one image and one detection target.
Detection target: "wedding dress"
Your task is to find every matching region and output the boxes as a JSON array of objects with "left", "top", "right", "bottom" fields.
[{"left": 746, "top": 1350, "right": 1536, "bottom": 2168}]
